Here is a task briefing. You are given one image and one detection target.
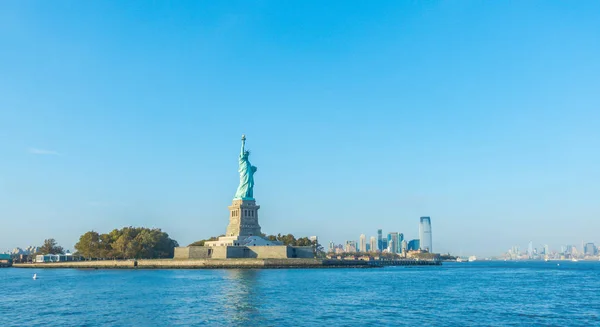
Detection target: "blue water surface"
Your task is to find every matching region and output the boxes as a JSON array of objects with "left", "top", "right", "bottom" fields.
[{"left": 1, "top": 261, "right": 599, "bottom": 326}]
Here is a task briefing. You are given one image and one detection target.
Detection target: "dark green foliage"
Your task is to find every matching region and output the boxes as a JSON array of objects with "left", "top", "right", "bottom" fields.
[
  {"left": 188, "top": 235, "right": 224, "bottom": 246},
  {"left": 74, "top": 227, "right": 179, "bottom": 259},
  {"left": 190, "top": 233, "right": 324, "bottom": 257},
  {"left": 38, "top": 238, "right": 65, "bottom": 255}
]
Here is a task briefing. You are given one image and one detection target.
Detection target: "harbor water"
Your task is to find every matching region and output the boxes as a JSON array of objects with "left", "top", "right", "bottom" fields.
[{"left": 1, "top": 261, "right": 599, "bottom": 326}]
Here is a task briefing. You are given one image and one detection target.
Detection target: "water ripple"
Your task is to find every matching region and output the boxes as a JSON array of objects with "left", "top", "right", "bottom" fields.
[{"left": 1, "top": 262, "right": 600, "bottom": 326}]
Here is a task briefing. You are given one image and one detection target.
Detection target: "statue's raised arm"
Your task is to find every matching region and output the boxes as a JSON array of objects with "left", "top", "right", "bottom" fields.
[{"left": 240, "top": 134, "right": 246, "bottom": 157}]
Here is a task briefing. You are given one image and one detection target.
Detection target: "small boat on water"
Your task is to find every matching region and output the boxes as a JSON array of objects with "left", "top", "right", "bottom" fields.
[
  {"left": 33, "top": 274, "right": 37, "bottom": 280},
  {"left": 572, "top": 258, "right": 579, "bottom": 262},
  {"left": 468, "top": 256, "right": 477, "bottom": 262}
]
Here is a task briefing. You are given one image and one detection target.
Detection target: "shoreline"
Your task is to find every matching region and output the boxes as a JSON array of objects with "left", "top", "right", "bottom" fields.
[{"left": 12, "top": 258, "right": 441, "bottom": 269}]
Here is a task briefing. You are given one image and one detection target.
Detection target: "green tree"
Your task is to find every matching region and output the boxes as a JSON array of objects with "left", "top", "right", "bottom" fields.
[
  {"left": 98, "top": 233, "right": 115, "bottom": 258},
  {"left": 189, "top": 235, "right": 223, "bottom": 247},
  {"left": 277, "top": 234, "right": 297, "bottom": 245},
  {"left": 296, "top": 237, "right": 312, "bottom": 246},
  {"left": 74, "top": 231, "right": 101, "bottom": 259},
  {"left": 312, "top": 240, "right": 326, "bottom": 258},
  {"left": 74, "top": 227, "right": 178, "bottom": 259},
  {"left": 38, "top": 238, "right": 65, "bottom": 254}
]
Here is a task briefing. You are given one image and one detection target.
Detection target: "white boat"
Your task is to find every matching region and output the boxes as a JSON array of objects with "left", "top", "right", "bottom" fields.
[
  {"left": 33, "top": 273, "right": 37, "bottom": 280},
  {"left": 468, "top": 256, "right": 477, "bottom": 262},
  {"left": 572, "top": 258, "right": 578, "bottom": 262},
  {"left": 456, "top": 257, "right": 463, "bottom": 262}
]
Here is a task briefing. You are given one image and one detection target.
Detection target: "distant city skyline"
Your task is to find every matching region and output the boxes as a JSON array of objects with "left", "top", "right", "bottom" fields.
[{"left": 2, "top": 2, "right": 600, "bottom": 256}]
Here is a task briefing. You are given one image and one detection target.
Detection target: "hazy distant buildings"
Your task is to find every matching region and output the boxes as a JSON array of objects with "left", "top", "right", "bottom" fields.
[
  {"left": 11, "top": 246, "right": 39, "bottom": 255},
  {"left": 345, "top": 241, "right": 357, "bottom": 253},
  {"left": 584, "top": 243, "right": 597, "bottom": 256},
  {"left": 382, "top": 238, "right": 388, "bottom": 251},
  {"left": 419, "top": 217, "right": 432, "bottom": 252},
  {"left": 328, "top": 241, "right": 335, "bottom": 253},
  {"left": 377, "top": 229, "right": 383, "bottom": 252},
  {"left": 359, "top": 234, "right": 367, "bottom": 252},
  {"left": 369, "top": 236, "right": 377, "bottom": 253}
]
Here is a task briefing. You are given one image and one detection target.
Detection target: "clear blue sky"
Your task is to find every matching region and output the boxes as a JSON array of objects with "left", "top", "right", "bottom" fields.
[{"left": 1, "top": 1, "right": 599, "bottom": 256}]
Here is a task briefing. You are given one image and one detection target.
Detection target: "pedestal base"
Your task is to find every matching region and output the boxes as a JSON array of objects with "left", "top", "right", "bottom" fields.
[
  {"left": 174, "top": 245, "right": 314, "bottom": 259},
  {"left": 205, "top": 235, "right": 282, "bottom": 247}
]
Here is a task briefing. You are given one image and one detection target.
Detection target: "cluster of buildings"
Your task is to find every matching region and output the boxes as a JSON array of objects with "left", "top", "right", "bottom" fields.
[
  {"left": 2, "top": 247, "right": 82, "bottom": 263},
  {"left": 503, "top": 241, "right": 599, "bottom": 261},
  {"left": 34, "top": 253, "right": 80, "bottom": 263},
  {"left": 8, "top": 246, "right": 39, "bottom": 255},
  {"left": 328, "top": 217, "right": 433, "bottom": 256},
  {"left": 2, "top": 246, "right": 41, "bottom": 263}
]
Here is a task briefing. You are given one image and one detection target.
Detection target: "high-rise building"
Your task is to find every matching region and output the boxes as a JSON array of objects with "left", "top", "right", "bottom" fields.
[
  {"left": 527, "top": 241, "right": 533, "bottom": 258},
  {"left": 328, "top": 241, "right": 335, "bottom": 253},
  {"left": 565, "top": 245, "right": 573, "bottom": 255},
  {"left": 370, "top": 236, "right": 377, "bottom": 253},
  {"left": 345, "top": 241, "right": 357, "bottom": 253},
  {"left": 408, "top": 239, "right": 420, "bottom": 251},
  {"left": 377, "top": 229, "right": 383, "bottom": 252},
  {"left": 359, "top": 234, "right": 367, "bottom": 252},
  {"left": 401, "top": 240, "right": 408, "bottom": 254},
  {"left": 511, "top": 245, "right": 520, "bottom": 258},
  {"left": 398, "top": 233, "right": 404, "bottom": 253},
  {"left": 382, "top": 238, "right": 388, "bottom": 252},
  {"left": 389, "top": 232, "right": 399, "bottom": 254},
  {"left": 366, "top": 243, "right": 371, "bottom": 252},
  {"left": 544, "top": 244, "right": 549, "bottom": 255},
  {"left": 584, "top": 243, "right": 597, "bottom": 256},
  {"left": 419, "top": 216, "right": 432, "bottom": 252}
]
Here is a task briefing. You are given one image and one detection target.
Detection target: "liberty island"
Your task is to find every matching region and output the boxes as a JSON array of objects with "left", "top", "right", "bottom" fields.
[
  {"left": 12, "top": 135, "right": 440, "bottom": 269},
  {"left": 175, "top": 134, "right": 314, "bottom": 259}
]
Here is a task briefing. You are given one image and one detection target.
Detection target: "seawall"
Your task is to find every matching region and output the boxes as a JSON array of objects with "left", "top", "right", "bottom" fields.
[
  {"left": 12, "top": 259, "right": 373, "bottom": 269},
  {"left": 13, "top": 258, "right": 441, "bottom": 269}
]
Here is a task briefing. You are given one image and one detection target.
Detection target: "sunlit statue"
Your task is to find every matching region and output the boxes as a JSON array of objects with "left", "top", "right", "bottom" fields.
[{"left": 234, "top": 135, "right": 257, "bottom": 200}]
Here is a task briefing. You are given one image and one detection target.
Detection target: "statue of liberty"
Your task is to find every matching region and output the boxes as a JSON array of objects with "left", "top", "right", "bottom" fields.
[{"left": 234, "top": 135, "right": 257, "bottom": 200}]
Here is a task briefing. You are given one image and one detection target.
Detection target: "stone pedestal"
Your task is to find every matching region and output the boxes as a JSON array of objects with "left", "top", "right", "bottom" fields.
[
  {"left": 225, "top": 199, "right": 261, "bottom": 237},
  {"left": 205, "top": 199, "right": 282, "bottom": 248}
]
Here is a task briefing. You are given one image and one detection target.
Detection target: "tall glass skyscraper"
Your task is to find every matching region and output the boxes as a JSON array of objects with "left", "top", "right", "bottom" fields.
[
  {"left": 389, "top": 232, "right": 399, "bottom": 254},
  {"left": 398, "top": 233, "right": 404, "bottom": 253},
  {"left": 377, "top": 229, "right": 383, "bottom": 252},
  {"left": 419, "top": 216, "right": 432, "bottom": 252}
]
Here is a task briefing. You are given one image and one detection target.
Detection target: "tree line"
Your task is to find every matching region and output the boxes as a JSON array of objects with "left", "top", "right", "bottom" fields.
[
  {"left": 190, "top": 233, "right": 315, "bottom": 247},
  {"left": 37, "top": 238, "right": 65, "bottom": 255},
  {"left": 74, "top": 227, "right": 179, "bottom": 259},
  {"left": 189, "top": 233, "right": 325, "bottom": 257}
]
